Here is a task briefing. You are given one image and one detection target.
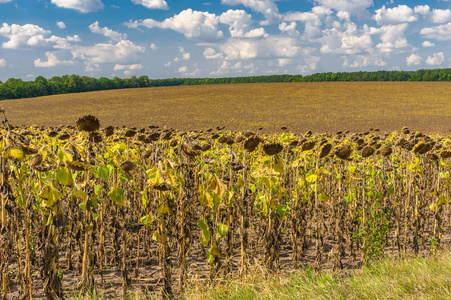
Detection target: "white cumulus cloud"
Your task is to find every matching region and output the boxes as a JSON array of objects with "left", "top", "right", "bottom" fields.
[
  {"left": 219, "top": 9, "right": 267, "bottom": 38},
  {"left": 71, "top": 40, "right": 145, "bottom": 64},
  {"left": 414, "top": 5, "right": 430, "bottom": 15},
  {"left": 0, "top": 58, "right": 6, "bottom": 68},
  {"left": 89, "top": 21, "right": 127, "bottom": 41},
  {"left": 34, "top": 51, "right": 75, "bottom": 67},
  {"left": 431, "top": 9, "right": 451, "bottom": 24},
  {"left": 131, "top": 0, "right": 168, "bottom": 9},
  {"left": 314, "top": 0, "right": 373, "bottom": 16},
  {"left": 372, "top": 5, "right": 417, "bottom": 25},
  {"left": 0, "top": 23, "right": 50, "bottom": 49},
  {"left": 422, "top": 41, "right": 435, "bottom": 47},
  {"left": 218, "top": 36, "right": 300, "bottom": 60},
  {"left": 56, "top": 21, "right": 66, "bottom": 29},
  {"left": 125, "top": 9, "right": 224, "bottom": 42},
  {"left": 221, "top": 0, "right": 281, "bottom": 25},
  {"left": 426, "top": 52, "right": 445, "bottom": 65},
  {"left": 420, "top": 23, "right": 451, "bottom": 41},
  {"left": 113, "top": 63, "right": 143, "bottom": 70},
  {"left": 204, "top": 47, "right": 224, "bottom": 59},
  {"left": 51, "top": 0, "right": 104, "bottom": 13},
  {"left": 406, "top": 53, "right": 422, "bottom": 65}
]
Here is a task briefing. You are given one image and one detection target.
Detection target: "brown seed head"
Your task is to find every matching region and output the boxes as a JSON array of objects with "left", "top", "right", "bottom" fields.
[
  {"left": 318, "top": 143, "right": 332, "bottom": 159},
  {"left": 335, "top": 145, "right": 352, "bottom": 160},
  {"left": 361, "top": 146, "right": 375, "bottom": 158},
  {"left": 121, "top": 161, "right": 135, "bottom": 172},
  {"left": 76, "top": 115, "right": 100, "bottom": 132},
  {"left": 262, "top": 142, "right": 284, "bottom": 156}
]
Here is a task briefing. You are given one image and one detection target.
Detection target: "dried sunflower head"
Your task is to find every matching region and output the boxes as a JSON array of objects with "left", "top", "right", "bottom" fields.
[
  {"left": 121, "top": 161, "right": 135, "bottom": 172},
  {"left": 335, "top": 145, "right": 352, "bottom": 160},
  {"left": 76, "top": 115, "right": 100, "bottom": 132},
  {"left": 361, "top": 146, "right": 375, "bottom": 158},
  {"left": 243, "top": 136, "right": 261, "bottom": 151},
  {"left": 380, "top": 146, "right": 393, "bottom": 157},
  {"left": 263, "top": 142, "right": 284, "bottom": 156},
  {"left": 317, "top": 143, "right": 332, "bottom": 159}
]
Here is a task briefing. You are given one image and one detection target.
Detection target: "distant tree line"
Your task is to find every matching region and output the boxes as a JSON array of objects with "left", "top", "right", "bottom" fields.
[{"left": 1, "top": 69, "right": 450, "bottom": 100}]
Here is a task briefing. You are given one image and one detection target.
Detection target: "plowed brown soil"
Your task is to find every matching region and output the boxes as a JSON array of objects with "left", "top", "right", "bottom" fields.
[{"left": 2, "top": 82, "right": 451, "bottom": 133}]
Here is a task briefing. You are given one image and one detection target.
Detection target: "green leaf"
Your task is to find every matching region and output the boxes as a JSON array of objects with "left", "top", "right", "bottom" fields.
[
  {"left": 94, "top": 184, "right": 103, "bottom": 195},
  {"left": 139, "top": 213, "right": 153, "bottom": 227},
  {"left": 276, "top": 204, "right": 289, "bottom": 220},
  {"left": 197, "top": 219, "right": 210, "bottom": 246},
  {"left": 91, "top": 196, "right": 103, "bottom": 209},
  {"left": 109, "top": 187, "right": 125, "bottom": 207},
  {"left": 345, "top": 192, "right": 356, "bottom": 204},
  {"left": 141, "top": 190, "right": 149, "bottom": 207},
  {"left": 91, "top": 211, "right": 100, "bottom": 221},
  {"left": 56, "top": 168, "right": 73, "bottom": 186},
  {"left": 97, "top": 165, "right": 109, "bottom": 181},
  {"left": 318, "top": 192, "right": 328, "bottom": 202},
  {"left": 217, "top": 223, "right": 229, "bottom": 237}
]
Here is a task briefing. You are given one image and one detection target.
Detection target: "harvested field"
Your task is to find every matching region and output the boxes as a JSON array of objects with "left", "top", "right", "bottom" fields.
[{"left": 2, "top": 82, "right": 451, "bottom": 133}]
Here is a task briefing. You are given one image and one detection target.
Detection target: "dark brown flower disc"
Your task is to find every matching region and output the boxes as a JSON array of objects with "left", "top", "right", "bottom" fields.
[
  {"left": 161, "top": 131, "right": 173, "bottom": 140},
  {"left": 76, "top": 115, "right": 100, "bottom": 132},
  {"left": 302, "top": 141, "right": 316, "bottom": 151},
  {"left": 48, "top": 131, "right": 59, "bottom": 137},
  {"left": 148, "top": 132, "right": 160, "bottom": 141},
  {"left": 418, "top": 143, "right": 432, "bottom": 155},
  {"left": 120, "top": 161, "right": 135, "bottom": 172},
  {"left": 218, "top": 135, "right": 233, "bottom": 144},
  {"left": 66, "top": 161, "right": 88, "bottom": 171},
  {"left": 104, "top": 125, "right": 115, "bottom": 137},
  {"left": 402, "top": 126, "right": 410, "bottom": 134},
  {"left": 243, "top": 136, "right": 261, "bottom": 151},
  {"left": 57, "top": 132, "right": 71, "bottom": 141},
  {"left": 380, "top": 146, "right": 393, "bottom": 157},
  {"left": 263, "top": 142, "right": 284, "bottom": 156},
  {"left": 170, "top": 139, "right": 178, "bottom": 147},
  {"left": 361, "top": 146, "right": 375, "bottom": 158},
  {"left": 201, "top": 143, "right": 212, "bottom": 152},
  {"left": 31, "top": 153, "right": 42, "bottom": 168},
  {"left": 335, "top": 145, "right": 352, "bottom": 160},
  {"left": 182, "top": 143, "right": 201, "bottom": 157},
  {"left": 136, "top": 134, "right": 145, "bottom": 141},
  {"left": 440, "top": 150, "right": 451, "bottom": 159},
  {"left": 318, "top": 143, "right": 332, "bottom": 159},
  {"left": 125, "top": 129, "right": 136, "bottom": 138},
  {"left": 412, "top": 142, "right": 426, "bottom": 155}
]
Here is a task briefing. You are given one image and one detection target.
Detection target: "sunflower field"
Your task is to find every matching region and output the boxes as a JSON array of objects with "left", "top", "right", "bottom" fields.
[{"left": 1, "top": 113, "right": 451, "bottom": 299}]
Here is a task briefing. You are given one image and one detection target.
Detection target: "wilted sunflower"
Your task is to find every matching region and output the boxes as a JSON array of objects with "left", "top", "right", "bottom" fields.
[
  {"left": 440, "top": 150, "right": 451, "bottom": 159},
  {"left": 317, "top": 143, "right": 332, "bottom": 159},
  {"left": 243, "top": 136, "right": 261, "bottom": 152},
  {"left": 302, "top": 141, "right": 316, "bottom": 151},
  {"left": 104, "top": 125, "right": 115, "bottom": 137},
  {"left": 263, "top": 142, "right": 284, "bottom": 156},
  {"left": 335, "top": 145, "right": 352, "bottom": 160},
  {"left": 121, "top": 161, "right": 135, "bottom": 172},
  {"left": 361, "top": 146, "right": 375, "bottom": 158},
  {"left": 76, "top": 115, "right": 100, "bottom": 132},
  {"left": 380, "top": 146, "right": 393, "bottom": 157},
  {"left": 181, "top": 143, "right": 201, "bottom": 157}
]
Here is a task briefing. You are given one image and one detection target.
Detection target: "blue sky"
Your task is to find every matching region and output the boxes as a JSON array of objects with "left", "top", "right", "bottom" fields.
[{"left": 0, "top": 0, "right": 450, "bottom": 81}]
